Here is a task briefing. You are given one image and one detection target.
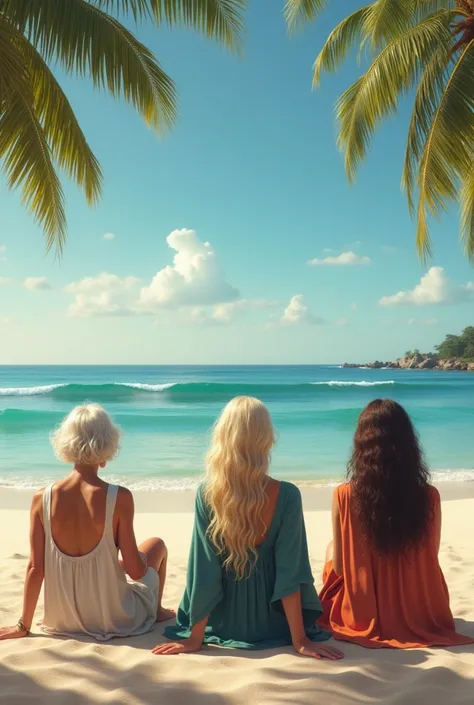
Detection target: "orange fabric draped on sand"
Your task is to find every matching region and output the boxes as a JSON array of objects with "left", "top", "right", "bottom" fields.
[{"left": 319, "top": 483, "right": 473, "bottom": 649}]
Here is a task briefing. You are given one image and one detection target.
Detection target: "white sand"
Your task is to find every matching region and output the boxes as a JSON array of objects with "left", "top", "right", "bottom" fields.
[{"left": 0, "top": 485, "right": 473, "bottom": 704}]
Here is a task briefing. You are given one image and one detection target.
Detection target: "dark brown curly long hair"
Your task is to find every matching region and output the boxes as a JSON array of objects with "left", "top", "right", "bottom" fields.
[{"left": 348, "top": 399, "right": 432, "bottom": 555}]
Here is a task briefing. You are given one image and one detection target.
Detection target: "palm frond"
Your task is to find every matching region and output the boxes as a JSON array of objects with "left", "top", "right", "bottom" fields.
[
  {"left": 402, "top": 45, "right": 453, "bottom": 215},
  {"left": 89, "top": 0, "right": 155, "bottom": 22},
  {"left": 363, "top": 0, "right": 416, "bottom": 48},
  {"left": 0, "top": 87, "right": 66, "bottom": 252},
  {"left": 336, "top": 11, "right": 452, "bottom": 183},
  {"left": 0, "top": 16, "right": 30, "bottom": 101},
  {"left": 460, "top": 159, "right": 474, "bottom": 262},
  {"left": 5, "top": 0, "right": 246, "bottom": 54},
  {"left": 4, "top": 0, "right": 177, "bottom": 132},
  {"left": 284, "top": 0, "right": 327, "bottom": 33},
  {"left": 416, "top": 39, "right": 474, "bottom": 260},
  {"left": 313, "top": 5, "right": 371, "bottom": 87},
  {"left": 364, "top": 0, "right": 458, "bottom": 48},
  {"left": 152, "top": 0, "right": 246, "bottom": 52},
  {"left": 17, "top": 35, "right": 103, "bottom": 206}
]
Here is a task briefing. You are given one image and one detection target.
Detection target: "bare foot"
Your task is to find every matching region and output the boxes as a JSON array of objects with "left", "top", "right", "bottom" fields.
[{"left": 156, "top": 607, "right": 176, "bottom": 623}]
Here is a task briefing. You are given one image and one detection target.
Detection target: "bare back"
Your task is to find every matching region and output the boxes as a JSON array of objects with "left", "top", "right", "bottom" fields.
[{"left": 47, "top": 475, "right": 114, "bottom": 557}]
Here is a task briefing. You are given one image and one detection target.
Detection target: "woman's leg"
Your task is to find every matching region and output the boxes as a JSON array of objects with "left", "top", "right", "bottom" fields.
[{"left": 138, "top": 537, "right": 175, "bottom": 622}]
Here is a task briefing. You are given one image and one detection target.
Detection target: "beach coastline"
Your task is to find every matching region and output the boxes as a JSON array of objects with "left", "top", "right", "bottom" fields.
[
  {"left": 2, "top": 365, "right": 474, "bottom": 490},
  {"left": 2, "top": 480, "right": 474, "bottom": 513}
]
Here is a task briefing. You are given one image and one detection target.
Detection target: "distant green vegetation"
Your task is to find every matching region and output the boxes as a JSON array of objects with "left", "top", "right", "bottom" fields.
[
  {"left": 404, "top": 349, "right": 421, "bottom": 358},
  {"left": 436, "top": 327, "right": 474, "bottom": 361}
]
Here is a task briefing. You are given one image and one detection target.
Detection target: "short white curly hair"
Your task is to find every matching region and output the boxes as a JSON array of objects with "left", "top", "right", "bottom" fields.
[{"left": 51, "top": 404, "right": 121, "bottom": 466}]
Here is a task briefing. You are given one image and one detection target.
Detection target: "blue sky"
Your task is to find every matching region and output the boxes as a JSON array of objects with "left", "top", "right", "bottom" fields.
[{"left": 0, "top": 1, "right": 473, "bottom": 364}]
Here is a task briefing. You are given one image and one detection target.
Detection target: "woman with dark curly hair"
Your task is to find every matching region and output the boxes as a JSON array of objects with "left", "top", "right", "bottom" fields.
[{"left": 319, "top": 399, "right": 473, "bottom": 648}]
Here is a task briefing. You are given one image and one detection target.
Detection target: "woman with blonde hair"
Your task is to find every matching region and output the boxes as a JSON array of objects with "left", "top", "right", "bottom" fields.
[
  {"left": 0, "top": 404, "right": 174, "bottom": 642},
  {"left": 154, "top": 397, "right": 343, "bottom": 659}
]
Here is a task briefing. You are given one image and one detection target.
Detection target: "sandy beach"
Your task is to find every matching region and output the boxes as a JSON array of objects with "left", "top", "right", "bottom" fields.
[{"left": 0, "top": 483, "right": 473, "bottom": 704}]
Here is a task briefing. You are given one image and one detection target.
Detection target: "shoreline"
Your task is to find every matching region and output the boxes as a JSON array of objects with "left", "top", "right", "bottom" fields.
[{"left": 1, "top": 479, "right": 474, "bottom": 513}]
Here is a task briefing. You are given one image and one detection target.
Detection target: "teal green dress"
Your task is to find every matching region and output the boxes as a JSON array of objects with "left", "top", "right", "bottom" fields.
[{"left": 165, "top": 481, "right": 331, "bottom": 649}]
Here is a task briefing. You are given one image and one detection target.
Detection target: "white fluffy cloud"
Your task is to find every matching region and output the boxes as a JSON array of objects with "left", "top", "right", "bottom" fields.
[
  {"left": 379, "top": 267, "right": 474, "bottom": 307},
  {"left": 103, "top": 232, "right": 115, "bottom": 240},
  {"left": 191, "top": 299, "right": 277, "bottom": 324},
  {"left": 139, "top": 229, "right": 239, "bottom": 311},
  {"left": 65, "top": 273, "right": 139, "bottom": 317},
  {"left": 336, "top": 318, "right": 350, "bottom": 327},
  {"left": 308, "top": 251, "right": 371, "bottom": 266},
  {"left": 65, "top": 229, "right": 240, "bottom": 318},
  {"left": 280, "top": 295, "right": 323, "bottom": 325},
  {"left": 23, "top": 277, "right": 51, "bottom": 291},
  {"left": 0, "top": 277, "right": 11, "bottom": 286}
]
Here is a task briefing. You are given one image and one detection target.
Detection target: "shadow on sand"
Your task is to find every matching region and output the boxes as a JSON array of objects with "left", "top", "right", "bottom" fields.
[{"left": 1, "top": 626, "right": 473, "bottom": 705}]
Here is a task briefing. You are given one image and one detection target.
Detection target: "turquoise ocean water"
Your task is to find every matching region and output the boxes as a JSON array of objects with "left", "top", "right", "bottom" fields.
[{"left": 0, "top": 365, "right": 473, "bottom": 490}]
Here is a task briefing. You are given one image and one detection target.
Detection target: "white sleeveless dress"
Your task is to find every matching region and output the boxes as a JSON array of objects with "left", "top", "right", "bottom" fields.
[{"left": 41, "top": 483, "right": 159, "bottom": 641}]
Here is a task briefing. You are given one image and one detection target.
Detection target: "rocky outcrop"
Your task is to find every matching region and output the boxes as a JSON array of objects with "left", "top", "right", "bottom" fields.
[
  {"left": 438, "top": 358, "right": 474, "bottom": 371},
  {"left": 342, "top": 355, "right": 474, "bottom": 371},
  {"left": 418, "top": 358, "right": 438, "bottom": 369}
]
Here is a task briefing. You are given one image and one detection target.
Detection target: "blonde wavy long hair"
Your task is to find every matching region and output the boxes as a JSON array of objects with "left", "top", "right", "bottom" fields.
[{"left": 204, "top": 396, "right": 276, "bottom": 579}]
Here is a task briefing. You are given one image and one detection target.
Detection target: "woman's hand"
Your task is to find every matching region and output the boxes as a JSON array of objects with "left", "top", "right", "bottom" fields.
[
  {"left": 0, "top": 625, "right": 29, "bottom": 641},
  {"left": 294, "top": 638, "right": 344, "bottom": 660},
  {"left": 152, "top": 639, "right": 202, "bottom": 656}
]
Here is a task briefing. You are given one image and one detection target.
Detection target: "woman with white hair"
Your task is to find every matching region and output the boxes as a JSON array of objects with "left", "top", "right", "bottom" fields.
[
  {"left": 154, "top": 397, "right": 343, "bottom": 660},
  {"left": 0, "top": 404, "right": 174, "bottom": 642}
]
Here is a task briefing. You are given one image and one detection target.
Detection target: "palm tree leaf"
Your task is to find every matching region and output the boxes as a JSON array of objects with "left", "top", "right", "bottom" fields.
[
  {"left": 313, "top": 5, "right": 371, "bottom": 87},
  {"left": 11, "top": 32, "right": 103, "bottom": 206},
  {"left": 0, "top": 16, "right": 30, "bottom": 101},
  {"left": 416, "top": 39, "right": 474, "bottom": 260},
  {"left": 0, "top": 86, "right": 66, "bottom": 252},
  {"left": 89, "top": 0, "right": 155, "bottom": 22},
  {"left": 284, "top": 0, "right": 327, "bottom": 33},
  {"left": 5, "top": 0, "right": 246, "bottom": 54},
  {"left": 364, "top": 0, "right": 457, "bottom": 48},
  {"left": 402, "top": 44, "right": 453, "bottom": 215},
  {"left": 460, "top": 159, "right": 474, "bottom": 262},
  {"left": 152, "top": 0, "right": 246, "bottom": 51},
  {"left": 363, "top": 0, "right": 416, "bottom": 48},
  {"left": 336, "top": 11, "right": 452, "bottom": 183},
  {"left": 3, "top": 0, "right": 177, "bottom": 132}
]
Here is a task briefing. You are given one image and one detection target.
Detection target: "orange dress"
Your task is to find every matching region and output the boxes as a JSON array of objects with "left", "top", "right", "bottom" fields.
[{"left": 319, "top": 483, "right": 473, "bottom": 649}]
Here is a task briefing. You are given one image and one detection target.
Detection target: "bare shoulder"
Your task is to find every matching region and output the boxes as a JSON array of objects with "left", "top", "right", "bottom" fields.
[
  {"left": 428, "top": 484, "right": 441, "bottom": 503},
  {"left": 30, "top": 488, "right": 45, "bottom": 525},
  {"left": 116, "top": 486, "right": 134, "bottom": 513},
  {"left": 31, "top": 488, "right": 45, "bottom": 511}
]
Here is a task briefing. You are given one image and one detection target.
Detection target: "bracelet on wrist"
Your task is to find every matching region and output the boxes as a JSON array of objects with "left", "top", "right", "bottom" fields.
[{"left": 17, "top": 619, "right": 30, "bottom": 635}]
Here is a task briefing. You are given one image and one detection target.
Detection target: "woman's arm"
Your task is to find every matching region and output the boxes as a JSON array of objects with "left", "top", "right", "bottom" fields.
[
  {"left": 153, "top": 485, "right": 224, "bottom": 656},
  {"left": 331, "top": 489, "right": 343, "bottom": 576},
  {"left": 282, "top": 591, "right": 343, "bottom": 660},
  {"left": 0, "top": 491, "right": 45, "bottom": 640},
  {"left": 116, "top": 488, "right": 148, "bottom": 581},
  {"left": 152, "top": 616, "right": 208, "bottom": 655}
]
